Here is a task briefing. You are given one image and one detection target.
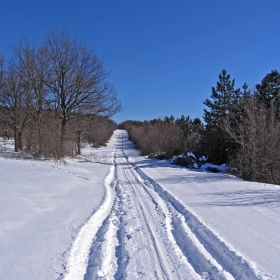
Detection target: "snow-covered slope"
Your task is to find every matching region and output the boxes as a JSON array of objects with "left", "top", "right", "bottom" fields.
[{"left": 0, "top": 130, "right": 279, "bottom": 279}]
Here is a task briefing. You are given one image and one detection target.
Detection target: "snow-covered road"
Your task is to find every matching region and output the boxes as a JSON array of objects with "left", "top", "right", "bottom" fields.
[
  {"left": 1, "top": 130, "right": 279, "bottom": 279},
  {"left": 63, "top": 130, "right": 270, "bottom": 280}
]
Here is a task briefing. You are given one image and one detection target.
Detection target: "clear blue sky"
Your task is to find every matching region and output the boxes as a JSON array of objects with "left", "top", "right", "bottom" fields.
[{"left": 1, "top": 0, "right": 280, "bottom": 123}]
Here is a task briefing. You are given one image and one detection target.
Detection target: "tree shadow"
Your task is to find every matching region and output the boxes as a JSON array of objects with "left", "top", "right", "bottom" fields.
[{"left": 190, "top": 189, "right": 280, "bottom": 208}]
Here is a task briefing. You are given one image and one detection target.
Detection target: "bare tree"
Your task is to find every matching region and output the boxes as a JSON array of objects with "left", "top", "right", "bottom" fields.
[
  {"left": 11, "top": 40, "right": 50, "bottom": 155},
  {"left": 44, "top": 29, "right": 121, "bottom": 155},
  {"left": 0, "top": 30, "right": 121, "bottom": 158},
  {"left": 0, "top": 61, "right": 32, "bottom": 152}
]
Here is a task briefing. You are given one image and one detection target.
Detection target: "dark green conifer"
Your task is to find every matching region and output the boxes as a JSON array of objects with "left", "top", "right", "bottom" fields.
[
  {"left": 203, "top": 69, "right": 243, "bottom": 164},
  {"left": 256, "top": 69, "right": 280, "bottom": 114}
]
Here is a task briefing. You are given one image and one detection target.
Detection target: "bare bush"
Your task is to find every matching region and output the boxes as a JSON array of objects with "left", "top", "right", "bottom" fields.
[
  {"left": 223, "top": 96, "right": 280, "bottom": 184},
  {"left": 87, "top": 117, "right": 117, "bottom": 147},
  {"left": 125, "top": 120, "right": 184, "bottom": 158},
  {"left": 22, "top": 112, "right": 62, "bottom": 158}
]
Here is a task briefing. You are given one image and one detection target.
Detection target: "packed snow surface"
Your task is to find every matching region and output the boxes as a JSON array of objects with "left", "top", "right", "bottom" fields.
[{"left": 0, "top": 130, "right": 279, "bottom": 279}]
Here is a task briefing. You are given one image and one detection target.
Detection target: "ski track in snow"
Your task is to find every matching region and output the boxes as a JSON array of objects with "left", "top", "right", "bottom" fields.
[
  {"left": 62, "top": 130, "right": 266, "bottom": 280},
  {"left": 61, "top": 148, "right": 117, "bottom": 280}
]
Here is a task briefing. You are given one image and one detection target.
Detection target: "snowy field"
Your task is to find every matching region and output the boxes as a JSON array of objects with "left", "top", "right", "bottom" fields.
[{"left": 0, "top": 130, "right": 279, "bottom": 280}]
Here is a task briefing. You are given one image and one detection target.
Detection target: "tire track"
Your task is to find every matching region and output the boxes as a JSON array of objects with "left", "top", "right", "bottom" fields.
[
  {"left": 138, "top": 170, "right": 262, "bottom": 279},
  {"left": 114, "top": 146, "right": 199, "bottom": 280},
  {"left": 62, "top": 150, "right": 117, "bottom": 280},
  {"left": 122, "top": 156, "right": 233, "bottom": 280},
  {"left": 119, "top": 130, "right": 263, "bottom": 280}
]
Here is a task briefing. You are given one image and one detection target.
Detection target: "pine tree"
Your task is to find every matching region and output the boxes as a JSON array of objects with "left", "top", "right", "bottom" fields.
[
  {"left": 204, "top": 69, "right": 242, "bottom": 126},
  {"left": 175, "top": 115, "right": 192, "bottom": 136},
  {"left": 202, "top": 69, "right": 243, "bottom": 164},
  {"left": 190, "top": 117, "right": 204, "bottom": 134},
  {"left": 164, "top": 115, "right": 175, "bottom": 123},
  {"left": 256, "top": 70, "right": 280, "bottom": 114}
]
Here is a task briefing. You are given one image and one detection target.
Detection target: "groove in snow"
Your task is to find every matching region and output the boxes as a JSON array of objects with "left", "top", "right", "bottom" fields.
[{"left": 62, "top": 151, "right": 116, "bottom": 280}]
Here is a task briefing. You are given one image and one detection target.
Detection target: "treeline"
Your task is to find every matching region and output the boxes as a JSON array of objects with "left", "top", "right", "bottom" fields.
[
  {"left": 0, "top": 29, "right": 121, "bottom": 158},
  {"left": 119, "top": 69, "right": 280, "bottom": 185},
  {"left": 119, "top": 116, "right": 204, "bottom": 159}
]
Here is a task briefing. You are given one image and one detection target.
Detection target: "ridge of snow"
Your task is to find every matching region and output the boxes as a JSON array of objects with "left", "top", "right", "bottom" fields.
[{"left": 62, "top": 151, "right": 116, "bottom": 280}]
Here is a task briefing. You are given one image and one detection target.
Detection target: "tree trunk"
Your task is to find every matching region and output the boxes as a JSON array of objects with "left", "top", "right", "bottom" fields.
[
  {"left": 14, "top": 125, "right": 19, "bottom": 152},
  {"left": 59, "top": 119, "right": 67, "bottom": 157},
  {"left": 77, "top": 130, "right": 82, "bottom": 155},
  {"left": 18, "top": 131, "right": 23, "bottom": 150},
  {"left": 38, "top": 112, "right": 43, "bottom": 155},
  {"left": 4, "top": 130, "right": 9, "bottom": 140}
]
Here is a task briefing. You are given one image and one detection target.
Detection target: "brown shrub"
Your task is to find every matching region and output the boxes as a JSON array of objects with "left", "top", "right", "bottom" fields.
[
  {"left": 223, "top": 96, "right": 280, "bottom": 184},
  {"left": 126, "top": 120, "right": 184, "bottom": 158}
]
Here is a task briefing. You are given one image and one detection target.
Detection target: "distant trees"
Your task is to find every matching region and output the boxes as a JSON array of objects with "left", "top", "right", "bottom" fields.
[
  {"left": 120, "top": 116, "right": 204, "bottom": 158},
  {"left": 87, "top": 117, "right": 117, "bottom": 148},
  {"left": 0, "top": 29, "right": 121, "bottom": 158},
  {"left": 127, "top": 119, "right": 183, "bottom": 158},
  {"left": 174, "top": 115, "right": 204, "bottom": 153}
]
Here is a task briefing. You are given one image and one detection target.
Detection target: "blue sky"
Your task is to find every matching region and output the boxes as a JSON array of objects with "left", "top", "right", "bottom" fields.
[{"left": 0, "top": 1, "right": 280, "bottom": 123}]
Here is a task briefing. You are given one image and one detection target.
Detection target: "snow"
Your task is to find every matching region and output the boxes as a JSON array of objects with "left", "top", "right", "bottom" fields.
[
  {"left": 199, "top": 156, "right": 207, "bottom": 162},
  {"left": 193, "top": 162, "right": 199, "bottom": 169},
  {"left": 63, "top": 159, "right": 116, "bottom": 280},
  {"left": 0, "top": 131, "right": 280, "bottom": 279},
  {"left": 200, "top": 162, "right": 228, "bottom": 172},
  {"left": 170, "top": 155, "right": 178, "bottom": 164},
  {"left": 187, "top": 151, "right": 196, "bottom": 159},
  {"left": 0, "top": 139, "right": 115, "bottom": 279}
]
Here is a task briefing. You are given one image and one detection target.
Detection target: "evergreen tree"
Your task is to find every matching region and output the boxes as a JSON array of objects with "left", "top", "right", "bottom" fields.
[
  {"left": 164, "top": 115, "right": 175, "bottom": 123},
  {"left": 256, "top": 70, "right": 280, "bottom": 114},
  {"left": 190, "top": 117, "right": 204, "bottom": 134},
  {"left": 174, "top": 115, "right": 204, "bottom": 137},
  {"left": 175, "top": 115, "right": 191, "bottom": 136},
  {"left": 238, "top": 83, "right": 251, "bottom": 123},
  {"left": 203, "top": 69, "right": 243, "bottom": 164},
  {"left": 204, "top": 69, "right": 242, "bottom": 126}
]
